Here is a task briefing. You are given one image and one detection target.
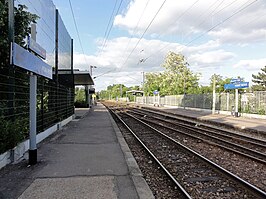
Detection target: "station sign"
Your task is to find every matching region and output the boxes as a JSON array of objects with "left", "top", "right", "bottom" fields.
[
  {"left": 153, "top": 90, "right": 159, "bottom": 95},
  {"left": 11, "top": 42, "right": 52, "bottom": 79},
  {"left": 230, "top": 78, "right": 241, "bottom": 84},
  {"left": 224, "top": 82, "right": 249, "bottom": 90}
]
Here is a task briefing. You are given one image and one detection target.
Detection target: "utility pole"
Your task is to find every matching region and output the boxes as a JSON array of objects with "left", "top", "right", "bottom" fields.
[
  {"left": 142, "top": 72, "right": 145, "bottom": 104},
  {"left": 212, "top": 74, "right": 216, "bottom": 114}
]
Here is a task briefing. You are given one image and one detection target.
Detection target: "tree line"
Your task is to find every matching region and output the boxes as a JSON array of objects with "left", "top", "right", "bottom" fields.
[{"left": 98, "top": 51, "right": 266, "bottom": 100}]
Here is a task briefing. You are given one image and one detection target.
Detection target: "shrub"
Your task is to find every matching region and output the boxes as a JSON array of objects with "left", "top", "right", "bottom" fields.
[{"left": 0, "top": 117, "right": 29, "bottom": 154}]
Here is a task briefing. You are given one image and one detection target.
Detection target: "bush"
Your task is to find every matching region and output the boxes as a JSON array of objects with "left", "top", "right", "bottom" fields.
[
  {"left": 258, "top": 108, "right": 266, "bottom": 115},
  {"left": 0, "top": 117, "right": 29, "bottom": 154}
]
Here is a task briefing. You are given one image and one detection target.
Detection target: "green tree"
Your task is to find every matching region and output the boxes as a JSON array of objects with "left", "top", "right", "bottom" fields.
[
  {"left": 161, "top": 51, "right": 199, "bottom": 95},
  {"left": 0, "top": 1, "right": 38, "bottom": 152},
  {"left": 106, "top": 84, "right": 127, "bottom": 99},
  {"left": 252, "top": 66, "right": 266, "bottom": 91},
  {"left": 210, "top": 74, "right": 231, "bottom": 93},
  {"left": 0, "top": 1, "right": 38, "bottom": 67},
  {"left": 144, "top": 72, "right": 162, "bottom": 95}
]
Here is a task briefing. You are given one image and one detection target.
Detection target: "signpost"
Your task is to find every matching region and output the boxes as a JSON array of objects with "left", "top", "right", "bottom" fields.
[
  {"left": 10, "top": 30, "right": 52, "bottom": 165},
  {"left": 153, "top": 90, "right": 160, "bottom": 106},
  {"left": 224, "top": 79, "right": 249, "bottom": 117},
  {"left": 153, "top": 90, "right": 159, "bottom": 95}
]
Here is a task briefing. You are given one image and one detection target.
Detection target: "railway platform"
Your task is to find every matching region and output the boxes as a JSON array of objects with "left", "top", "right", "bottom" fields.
[
  {"left": 143, "top": 105, "right": 266, "bottom": 135},
  {"left": 0, "top": 103, "right": 153, "bottom": 199}
]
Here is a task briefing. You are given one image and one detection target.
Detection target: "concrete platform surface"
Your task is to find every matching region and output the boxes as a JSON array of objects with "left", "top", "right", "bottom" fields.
[
  {"left": 0, "top": 104, "right": 154, "bottom": 199},
  {"left": 152, "top": 106, "right": 266, "bottom": 134}
]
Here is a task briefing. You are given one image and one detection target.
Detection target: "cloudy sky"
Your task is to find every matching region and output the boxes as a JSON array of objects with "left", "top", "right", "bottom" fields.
[{"left": 53, "top": 0, "right": 266, "bottom": 91}]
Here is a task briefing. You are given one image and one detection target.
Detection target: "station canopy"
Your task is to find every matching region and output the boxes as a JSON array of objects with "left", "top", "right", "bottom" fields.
[
  {"left": 58, "top": 69, "right": 94, "bottom": 86},
  {"left": 126, "top": 90, "right": 144, "bottom": 95}
]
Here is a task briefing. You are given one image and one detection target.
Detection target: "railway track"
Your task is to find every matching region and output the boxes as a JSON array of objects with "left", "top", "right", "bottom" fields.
[
  {"left": 127, "top": 107, "right": 266, "bottom": 164},
  {"left": 109, "top": 106, "right": 266, "bottom": 199}
]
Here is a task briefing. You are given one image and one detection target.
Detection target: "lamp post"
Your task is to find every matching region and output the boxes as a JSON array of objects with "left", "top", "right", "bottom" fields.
[
  {"left": 90, "top": 65, "right": 97, "bottom": 76},
  {"left": 88, "top": 65, "right": 96, "bottom": 107}
]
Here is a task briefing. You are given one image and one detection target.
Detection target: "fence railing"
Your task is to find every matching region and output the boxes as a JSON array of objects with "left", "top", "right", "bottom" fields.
[
  {"left": 136, "top": 91, "right": 266, "bottom": 115},
  {"left": 0, "top": 66, "right": 74, "bottom": 154}
]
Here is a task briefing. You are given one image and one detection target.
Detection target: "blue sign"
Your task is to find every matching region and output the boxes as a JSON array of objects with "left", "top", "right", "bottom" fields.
[
  {"left": 224, "top": 82, "right": 249, "bottom": 90},
  {"left": 11, "top": 43, "right": 52, "bottom": 79},
  {"left": 230, "top": 78, "right": 241, "bottom": 84},
  {"left": 28, "top": 37, "right": 46, "bottom": 59},
  {"left": 153, "top": 90, "right": 159, "bottom": 95}
]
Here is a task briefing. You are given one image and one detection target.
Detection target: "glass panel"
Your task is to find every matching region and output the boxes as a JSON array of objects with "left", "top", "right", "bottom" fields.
[
  {"left": 58, "top": 13, "right": 71, "bottom": 70},
  {"left": 14, "top": 0, "right": 56, "bottom": 67}
]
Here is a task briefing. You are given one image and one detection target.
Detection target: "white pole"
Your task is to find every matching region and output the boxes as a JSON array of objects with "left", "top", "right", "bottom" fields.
[
  {"left": 226, "top": 92, "right": 229, "bottom": 111},
  {"left": 29, "top": 74, "right": 37, "bottom": 165},
  {"left": 235, "top": 88, "right": 239, "bottom": 117},
  {"left": 29, "top": 24, "right": 37, "bottom": 165},
  {"left": 212, "top": 75, "right": 216, "bottom": 114}
]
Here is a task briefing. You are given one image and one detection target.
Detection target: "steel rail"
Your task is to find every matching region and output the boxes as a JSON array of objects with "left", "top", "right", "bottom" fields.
[
  {"left": 122, "top": 111, "right": 266, "bottom": 198},
  {"left": 140, "top": 106, "right": 266, "bottom": 145},
  {"left": 108, "top": 108, "right": 192, "bottom": 199},
  {"left": 130, "top": 108, "right": 266, "bottom": 154},
  {"left": 128, "top": 109, "right": 266, "bottom": 164}
]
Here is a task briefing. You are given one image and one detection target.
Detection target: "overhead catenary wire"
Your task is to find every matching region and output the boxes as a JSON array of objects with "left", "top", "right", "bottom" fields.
[
  {"left": 96, "top": 0, "right": 167, "bottom": 84},
  {"left": 119, "top": 0, "right": 168, "bottom": 70},
  {"left": 97, "top": 0, "right": 119, "bottom": 57},
  {"left": 98, "top": 0, "right": 262, "bottom": 88},
  {"left": 185, "top": 0, "right": 259, "bottom": 47},
  {"left": 144, "top": 0, "right": 228, "bottom": 60},
  {"left": 68, "top": 0, "right": 88, "bottom": 66},
  {"left": 120, "top": 0, "right": 151, "bottom": 61},
  {"left": 100, "top": 0, "right": 124, "bottom": 56},
  {"left": 93, "top": 0, "right": 124, "bottom": 80},
  {"left": 145, "top": 0, "right": 259, "bottom": 61},
  {"left": 102, "top": 0, "right": 118, "bottom": 45}
]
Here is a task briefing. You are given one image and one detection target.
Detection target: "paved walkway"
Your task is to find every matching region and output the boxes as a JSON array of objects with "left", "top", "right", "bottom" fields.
[{"left": 0, "top": 104, "right": 153, "bottom": 199}]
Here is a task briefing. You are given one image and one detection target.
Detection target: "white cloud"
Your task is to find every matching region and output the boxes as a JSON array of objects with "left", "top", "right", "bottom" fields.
[
  {"left": 233, "top": 59, "right": 266, "bottom": 71},
  {"left": 189, "top": 50, "right": 235, "bottom": 65},
  {"left": 209, "top": 28, "right": 266, "bottom": 44},
  {"left": 114, "top": 0, "right": 266, "bottom": 44}
]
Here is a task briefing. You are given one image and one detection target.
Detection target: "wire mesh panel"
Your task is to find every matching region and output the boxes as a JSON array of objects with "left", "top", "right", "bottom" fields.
[
  {"left": 135, "top": 92, "right": 265, "bottom": 115},
  {"left": 0, "top": 0, "right": 74, "bottom": 155},
  {"left": 241, "top": 91, "right": 266, "bottom": 114},
  {"left": 0, "top": 66, "right": 30, "bottom": 153},
  {"left": 36, "top": 77, "right": 74, "bottom": 133}
]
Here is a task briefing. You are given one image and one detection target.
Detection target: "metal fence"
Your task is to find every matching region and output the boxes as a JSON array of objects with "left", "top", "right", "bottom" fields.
[
  {"left": 0, "top": 0, "right": 75, "bottom": 154},
  {"left": 136, "top": 91, "right": 266, "bottom": 115},
  {"left": 0, "top": 66, "right": 74, "bottom": 153}
]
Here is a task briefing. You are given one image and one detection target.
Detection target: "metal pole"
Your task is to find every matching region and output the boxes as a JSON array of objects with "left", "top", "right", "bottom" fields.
[
  {"left": 28, "top": 24, "right": 38, "bottom": 165},
  {"left": 120, "top": 84, "right": 122, "bottom": 99},
  {"left": 71, "top": 39, "right": 74, "bottom": 114},
  {"left": 235, "top": 89, "right": 239, "bottom": 117},
  {"left": 142, "top": 72, "right": 145, "bottom": 104},
  {"left": 212, "top": 75, "right": 216, "bottom": 114},
  {"left": 226, "top": 92, "right": 229, "bottom": 111},
  {"left": 55, "top": 10, "right": 59, "bottom": 119},
  {"left": 8, "top": 0, "right": 15, "bottom": 119},
  {"left": 183, "top": 76, "right": 186, "bottom": 109},
  {"left": 55, "top": 9, "right": 59, "bottom": 83},
  {"left": 29, "top": 74, "right": 37, "bottom": 165},
  {"left": 85, "top": 86, "right": 88, "bottom": 107}
]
